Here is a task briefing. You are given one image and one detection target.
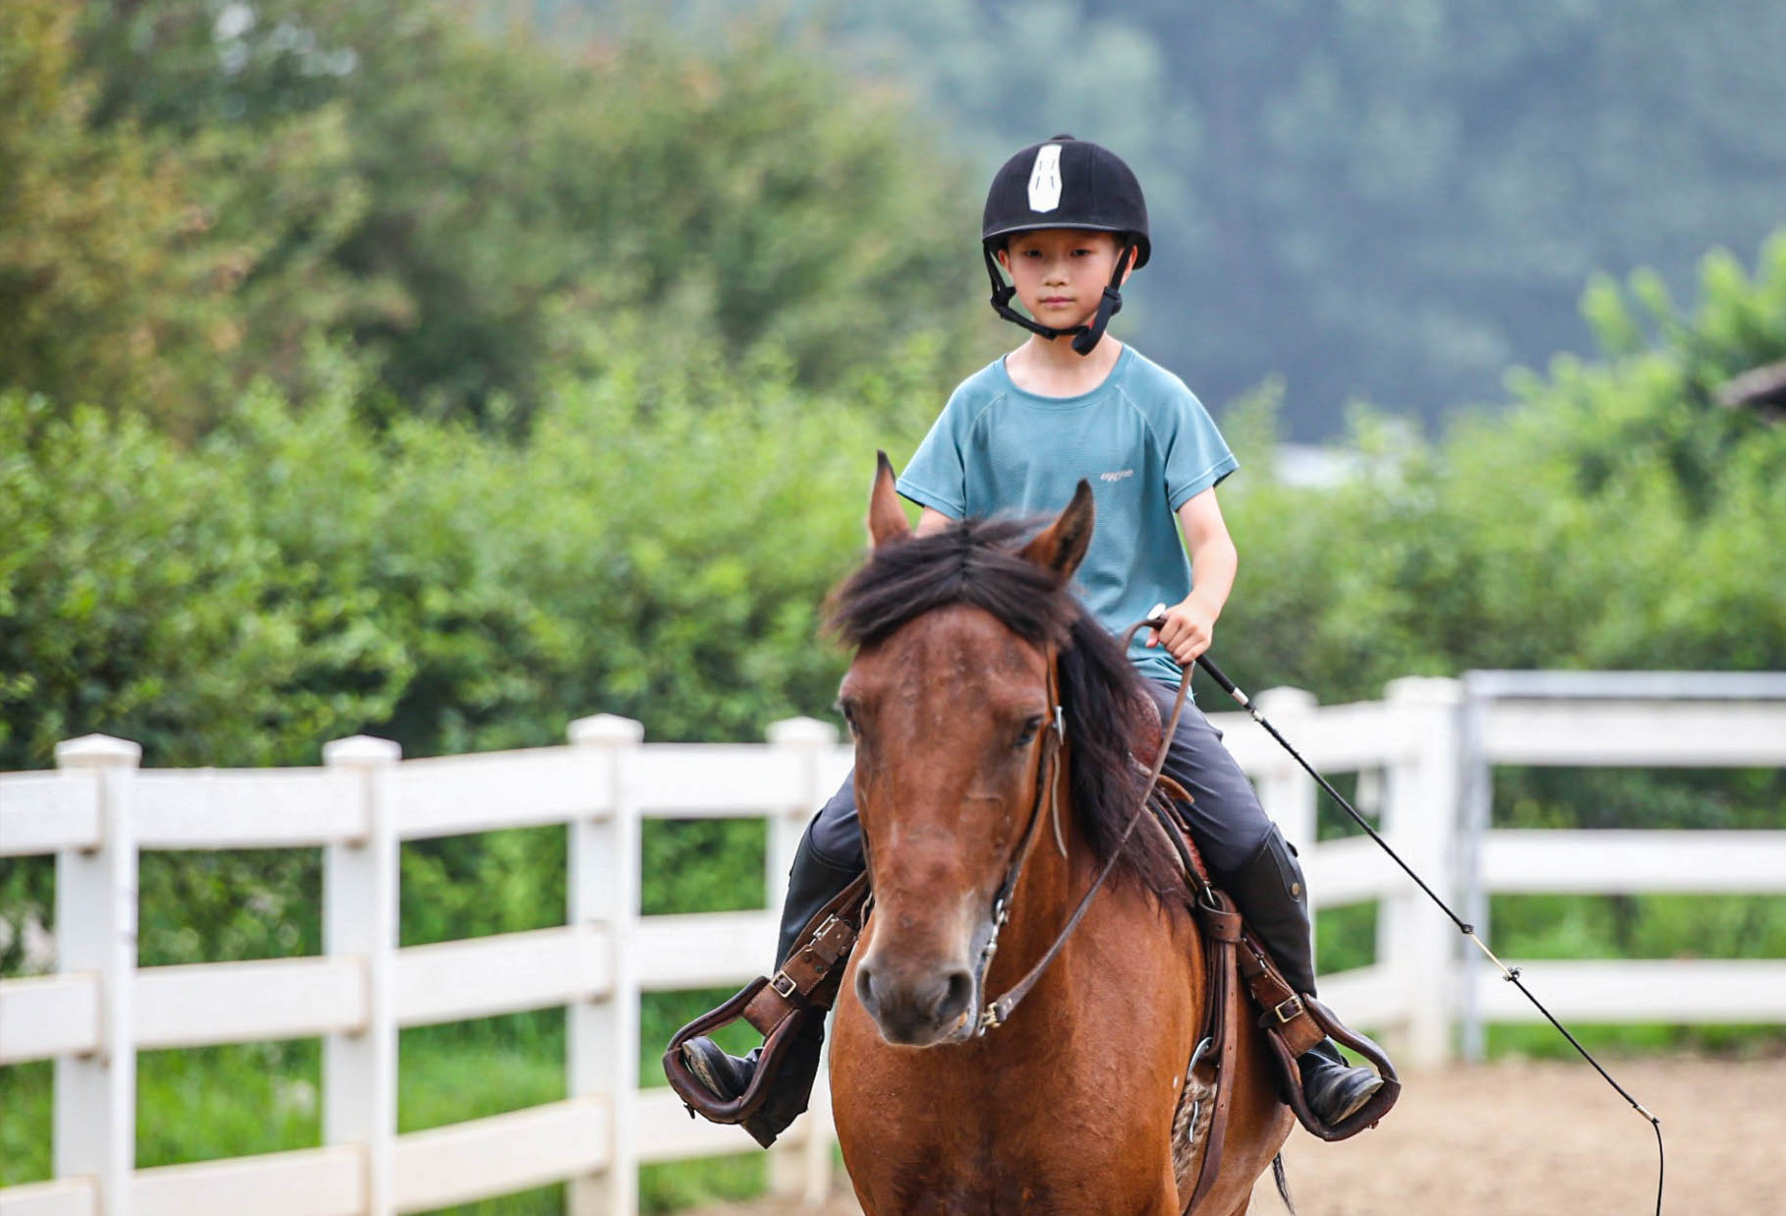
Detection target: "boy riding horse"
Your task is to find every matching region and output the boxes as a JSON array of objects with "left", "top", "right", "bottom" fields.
[{"left": 679, "top": 135, "right": 1388, "bottom": 1147}]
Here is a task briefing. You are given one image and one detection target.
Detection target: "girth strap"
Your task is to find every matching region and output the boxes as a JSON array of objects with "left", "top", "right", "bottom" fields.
[
  {"left": 1185, "top": 887, "right": 1243, "bottom": 1214},
  {"left": 1150, "top": 793, "right": 1397, "bottom": 1157}
]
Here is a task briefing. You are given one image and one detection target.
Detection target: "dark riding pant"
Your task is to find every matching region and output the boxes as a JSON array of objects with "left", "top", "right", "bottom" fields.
[{"left": 806, "top": 677, "right": 1276, "bottom": 877}]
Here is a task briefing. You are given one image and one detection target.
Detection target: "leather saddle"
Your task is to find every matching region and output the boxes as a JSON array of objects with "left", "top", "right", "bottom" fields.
[
  {"left": 1129, "top": 688, "right": 1401, "bottom": 1154},
  {"left": 663, "top": 692, "right": 1400, "bottom": 1168}
]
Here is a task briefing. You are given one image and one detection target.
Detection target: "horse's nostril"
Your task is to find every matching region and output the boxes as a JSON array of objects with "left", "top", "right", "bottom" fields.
[
  {"left": 855, "top": 962, "right": 880, "bottom": 1018},
  {"left": 933, "top": 967, "right": 974, "bottom": 1025}
]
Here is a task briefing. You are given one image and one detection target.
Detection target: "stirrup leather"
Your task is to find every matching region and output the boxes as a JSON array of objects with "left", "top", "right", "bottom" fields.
[
  {"left": 662, "top": 874, "right": 870, "bottom": 1125},
  {"left": 1150, "top": 795, "right": 1400, "bottom": 1152}
]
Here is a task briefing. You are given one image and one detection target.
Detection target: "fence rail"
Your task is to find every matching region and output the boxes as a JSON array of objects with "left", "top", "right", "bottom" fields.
[{"left": 1, "top": 674, "right": 1782, "bottom": 1216}]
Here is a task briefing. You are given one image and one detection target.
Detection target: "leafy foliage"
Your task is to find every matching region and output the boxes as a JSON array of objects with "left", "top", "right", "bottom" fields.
[
  {"left": 0, "top": 344, "right": 917, "bottom": 773},
  {"left": 1, "top": 0, "right": 996, "bottom": 434},
  {"left": 0, "top": 1, "right": 207, "bottom": 431},
  {"left": 0, "top": 338, "right": 913, "bottom": 973},
  {"left": 1212, "top": 233, "right": 1786, "bottom": 705}
]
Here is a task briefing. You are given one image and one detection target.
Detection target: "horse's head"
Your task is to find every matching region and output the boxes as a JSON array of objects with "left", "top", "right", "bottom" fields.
[{"left": 827, "top": 454, "right": 1099, "bottom": 1047}]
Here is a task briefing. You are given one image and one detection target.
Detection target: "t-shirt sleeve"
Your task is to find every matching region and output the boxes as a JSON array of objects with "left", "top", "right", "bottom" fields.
[
  {"left": 1161, "top": 385, "right": 1238, "bottom": 510},
  {"left": 895, "top": 389, "right": 970, "bottom": 518}
]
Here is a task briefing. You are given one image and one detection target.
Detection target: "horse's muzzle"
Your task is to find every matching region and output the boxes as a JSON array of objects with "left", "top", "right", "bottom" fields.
[{"left": 855, "top": 954, "right": 977, "bottom": 1047}]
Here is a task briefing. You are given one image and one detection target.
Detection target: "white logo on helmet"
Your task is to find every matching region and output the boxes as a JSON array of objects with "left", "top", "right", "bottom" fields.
[{"left": 1027, "top": 144, "right": 1063, "bottom": 213}]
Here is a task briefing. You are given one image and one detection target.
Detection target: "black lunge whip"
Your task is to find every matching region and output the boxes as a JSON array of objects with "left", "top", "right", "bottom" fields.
[{"left": 1154, "top": 619, "right": 1666, "bottom": 1214}]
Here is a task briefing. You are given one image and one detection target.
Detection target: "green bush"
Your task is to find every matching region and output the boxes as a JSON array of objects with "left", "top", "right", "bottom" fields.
[
  {"left": 0, "top": 331, "right": 923, "bottom": 970},
  {"left": 1213, "top": 232, "right": 1786, "bottom": 713}
]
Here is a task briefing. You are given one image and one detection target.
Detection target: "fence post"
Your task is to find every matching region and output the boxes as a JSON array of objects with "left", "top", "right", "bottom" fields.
[
  {"left": 322, "top": 735, "right": 402, "bottom": 1216},
  {"left": 53, "top": 734, "right": 141, "bottom": 1216},
  {"left": 1457, "top": 677, "right": 1493, "bottom": 1063},
  {"left": 765, "top": 716, "right": 841, "bottom": 1206},
  {"left": 567, "top": 714, "right": 644, "bottom": 1216},
  {"left": 1379, "top": 678, "right": 1464, "bottom": 1067},
  {"left": 1252, "top": 687, "right": 1319, "bottom": 849}
]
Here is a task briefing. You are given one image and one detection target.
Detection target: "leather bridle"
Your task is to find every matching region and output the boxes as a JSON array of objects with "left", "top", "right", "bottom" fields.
[{"left": 972, "top": 637, "right": 1192, "bottom": 1035}]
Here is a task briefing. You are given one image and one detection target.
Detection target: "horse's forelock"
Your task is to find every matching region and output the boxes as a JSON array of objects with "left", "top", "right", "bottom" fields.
[
  {"left": 825, "top": 516, "right": 1184, "bottom": 900},
  {"left": 825, "top": 517, "right": 1071, "bottom": 650}
]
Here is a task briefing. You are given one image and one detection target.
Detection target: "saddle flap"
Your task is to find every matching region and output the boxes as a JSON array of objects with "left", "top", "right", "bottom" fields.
[{"left": 1130, "top": 687, "right": 1166, "bottom": 764}]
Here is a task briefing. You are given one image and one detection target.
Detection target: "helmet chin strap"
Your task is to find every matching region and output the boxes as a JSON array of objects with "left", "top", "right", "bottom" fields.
[{"left": 983, "top": 243, "right": 1134, "bottom": 356}]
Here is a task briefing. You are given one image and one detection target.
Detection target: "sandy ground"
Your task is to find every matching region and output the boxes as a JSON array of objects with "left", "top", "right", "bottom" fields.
[{"left": 681, "top": 1056, "right": 1784, "bottom": 1216}]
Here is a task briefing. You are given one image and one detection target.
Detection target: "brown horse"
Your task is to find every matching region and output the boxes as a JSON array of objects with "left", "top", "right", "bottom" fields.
[{"left": 823, "top": 458, "right": 1292, "bottom": 1215}]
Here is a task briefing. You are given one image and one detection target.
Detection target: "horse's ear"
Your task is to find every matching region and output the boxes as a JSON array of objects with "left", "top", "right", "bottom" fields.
[
  {"left": 867, "top": 451, "right": 912, "bottom": 549},
  {"left": 1020, "top": 480, "right": 1095, "bottom": 583}
]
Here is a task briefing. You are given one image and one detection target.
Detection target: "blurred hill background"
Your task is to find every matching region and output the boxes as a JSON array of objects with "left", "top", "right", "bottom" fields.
[{"left": 2, "top": 3, "right": 1784, "bottom": 1208}]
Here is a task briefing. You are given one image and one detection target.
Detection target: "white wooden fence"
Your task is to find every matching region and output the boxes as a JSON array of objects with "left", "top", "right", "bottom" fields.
[{"left": 2, "top": 673, "right": 1784, "bottom": 1216}]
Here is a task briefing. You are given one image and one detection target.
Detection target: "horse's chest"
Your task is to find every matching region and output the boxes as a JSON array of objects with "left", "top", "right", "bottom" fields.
[
  {"left": 835, "top": 1069, "right": 1163, "bottom": 1215},
  {"left": 852, "top": 1144, "right": 1130, "bottom": 1216}
]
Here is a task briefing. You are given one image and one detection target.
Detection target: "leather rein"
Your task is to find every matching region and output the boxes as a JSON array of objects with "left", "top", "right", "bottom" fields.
[{"left": 972, "top": 626, "right": 1191, "bottom": 1034}]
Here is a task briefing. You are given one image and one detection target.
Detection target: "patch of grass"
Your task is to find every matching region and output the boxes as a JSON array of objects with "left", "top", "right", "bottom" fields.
[
  {"left": 1488, "top": 893, "right": 1786, "bottom": 960},
  {"left": 1485, "top": 1021, "right": 1786, "bottom": 1060},
  {"left": 399, "top": 1011, "right": 564, "bottom": 1132},
  {"left": 1315, "top": 900, "right": 1378, "bottom": 974},
  {"left": 137, "top": 1040, "right": 320, "bottom": 1167},
  {"left": 0, "top": 1061, "right": 51, "bottom": 1185},
  {"left": 1478, "top": 892, "right": 1786, "bottom": 1061},
  {"left": 641, "top": 1154, "right": 766, "bottom": 1214}
]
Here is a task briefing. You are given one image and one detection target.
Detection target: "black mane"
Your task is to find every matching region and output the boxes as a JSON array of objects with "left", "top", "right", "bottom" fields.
[{"left": 826, "top": 516, "right": 1185, "bottom": 900}]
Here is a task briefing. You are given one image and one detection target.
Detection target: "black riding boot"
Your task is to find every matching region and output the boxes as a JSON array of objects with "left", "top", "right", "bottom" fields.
[
  {"left": 1219, "top": 825, "right": 1386, "bottom": 1126},
  {"left": 677, "top": 822, "right": 863, "bottom": 1147}
]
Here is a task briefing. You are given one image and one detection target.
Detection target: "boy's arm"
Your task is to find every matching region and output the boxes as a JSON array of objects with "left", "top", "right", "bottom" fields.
[
  {"left": 915, "top": 506, "right": 955, "bottom": 537},
  {"left": 1147, "top": 486, "right": 1237, "bottom": 665}
]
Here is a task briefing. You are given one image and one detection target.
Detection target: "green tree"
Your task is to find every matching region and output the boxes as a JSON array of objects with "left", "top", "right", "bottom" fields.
[
  {"left": 0, "top": 0, "right": 198, "bottom": 427},
  {"left": 1214, "top": 231, "right": 1786, "bottom": 706},
  {"left": 44, "top": 0, "right": 997, "bottom": 432}
]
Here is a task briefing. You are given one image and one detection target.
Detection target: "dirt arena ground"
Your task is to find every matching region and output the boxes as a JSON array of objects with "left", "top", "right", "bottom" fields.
[{"left": 683, "top": 1057, "right": 1785, "bottom": 1216}]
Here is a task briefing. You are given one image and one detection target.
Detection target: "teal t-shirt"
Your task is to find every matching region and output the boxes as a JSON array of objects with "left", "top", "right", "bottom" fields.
[{"left": 895, "top": 345, "right": 1237, "bottom": 687}]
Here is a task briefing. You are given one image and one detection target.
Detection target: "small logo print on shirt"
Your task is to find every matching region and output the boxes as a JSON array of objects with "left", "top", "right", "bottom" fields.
[{"left": 1100, "top": 469, "right": 1135, "bottom": 483}]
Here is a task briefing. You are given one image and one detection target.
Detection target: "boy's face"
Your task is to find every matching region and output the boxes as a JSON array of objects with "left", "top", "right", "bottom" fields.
[{"left": 996, "top": 229, "right": 1131, "bottom": 335}]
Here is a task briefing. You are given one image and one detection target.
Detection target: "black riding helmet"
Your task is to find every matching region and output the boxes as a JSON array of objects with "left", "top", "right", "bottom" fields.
[{"left": 982, "top": 135, "right": 1150, "bottom": 355}]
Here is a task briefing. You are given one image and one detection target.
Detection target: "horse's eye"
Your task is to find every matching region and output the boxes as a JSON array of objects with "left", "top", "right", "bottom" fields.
[
  {"left": 1015, "top": 717, "right": 1044, "bottom": 748},
  {"left": 836, "top": 701, "right": 862, "bottom": 737}
]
